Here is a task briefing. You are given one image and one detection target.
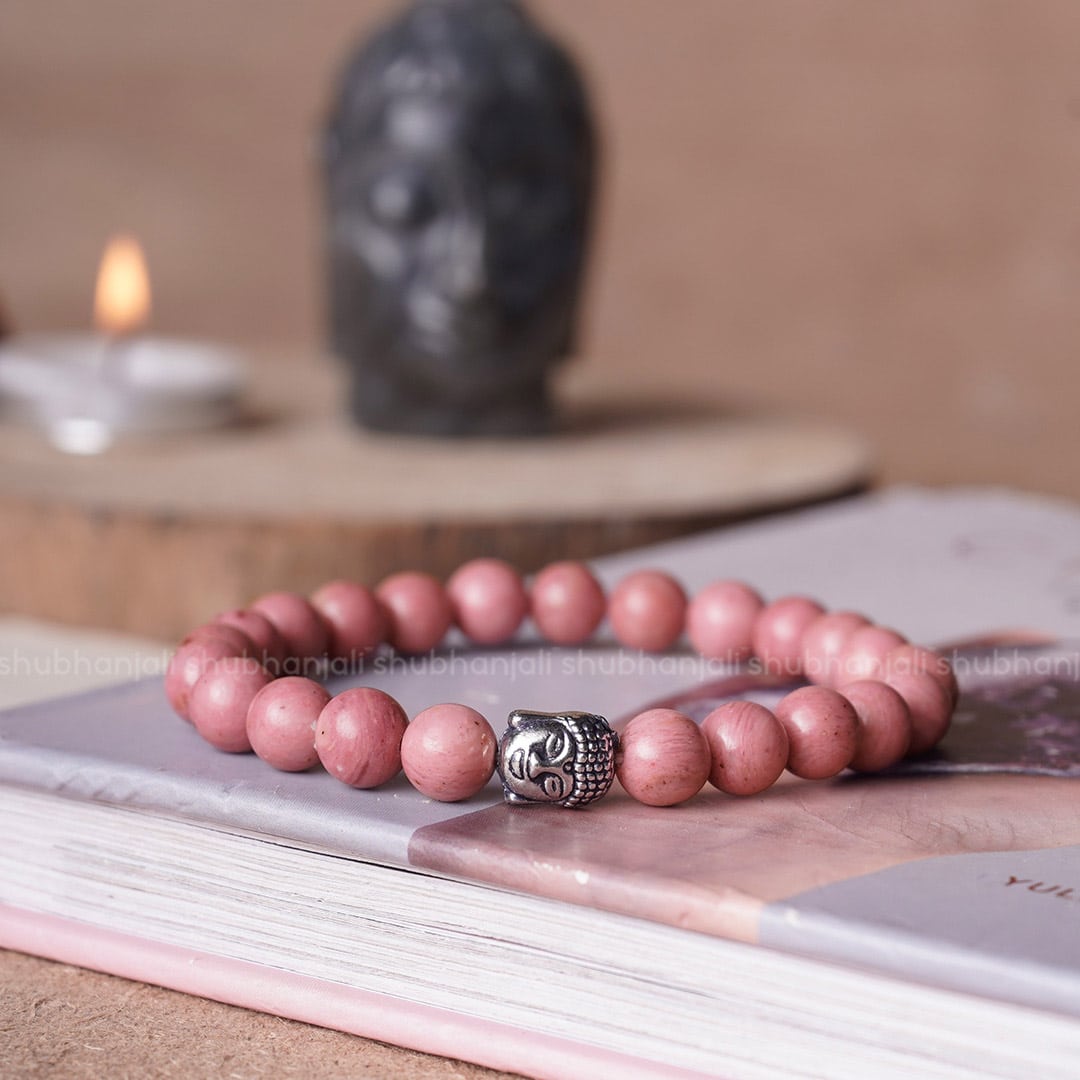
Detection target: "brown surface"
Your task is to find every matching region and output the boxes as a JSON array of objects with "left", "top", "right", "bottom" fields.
[
  {"left": 0, "top": 358, "right": 867, "bottom": 639},
  {"left": 0, "top": 950, "right": 519, "bottom": 1080},
  {"left": 4, "top": 0, "right": 1080, "bottom": 497},
  {"left": 2, "top": 1, "right": 1080, "bottom": 1077}
]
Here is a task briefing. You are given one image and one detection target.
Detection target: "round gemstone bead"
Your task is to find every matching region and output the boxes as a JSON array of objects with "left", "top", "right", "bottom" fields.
[
  {"left": 401, "top": 703, "right": 497, "bottom": 801},
  {"left": 246, "top": 676, "right": 330, "bottom": 772},
  {"left": 801, "top": 611, "right": 871, "bottom": 687},
  {"left": 214, "top": 609, "right": 287, "bottom": 674},
  {"left": 686, "top": 580, "right": 764, "bottom": 663},
  {"left": 311, "top": 579, "right": 387, "bottom": 661},
  {"left": 881, "top": 670, "right": 953, "bottom": 756},
  {"left": 752, "top": 596, "right": 826, "bottom": 679},
  {"left": 701, "top": 701, "right": 789, "bottom": 795},
  {"left": 837, "top": 625, "right": 907, "bottom": 684},
  {"left": 616, "top": 708, "right": 711, "bottom": 806},
  {"left": 774, "top": 685, "right": 858, "bottom": 779},
  {"left": 315, "top": 687, "right": 408, "bottom": 788},
  {"left": 446, "top": 558, "right": 528, "bottom": 646},
  {"left": 839, "top": 679, "right": 911, "bottom": 772},
  {"left": 376, "top": 571, "right": 453, "bottom": 654},
  {"left": 189, "top": 657, "right": 273, "bottom": 753},
  {"left": 250, "top": 591, "right": 330, "bottom": 661},
  {"left": 165, "top": 628, "right": 254, "bottom": 720},
  {"left": 883, "top": 643, "right": 959, "bottom": 707},
  {"left": 529, "top": 561, "right": 606, "bottom": 645},
  {"left": 185, "top": 622, "right": 255, "bottom": 657},
  {"left": 608, "top": 569, "right": 687, "bottom": 652}
]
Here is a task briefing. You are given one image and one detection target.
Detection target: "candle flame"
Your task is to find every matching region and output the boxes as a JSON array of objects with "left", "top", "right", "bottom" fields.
[{"left": 93, "top": 234, "right": 151, "bottom": 335}]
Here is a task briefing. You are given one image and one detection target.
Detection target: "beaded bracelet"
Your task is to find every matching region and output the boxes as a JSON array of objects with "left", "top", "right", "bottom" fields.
[{"left": 164, "top": 559, "right": 958, "bottom": 809}]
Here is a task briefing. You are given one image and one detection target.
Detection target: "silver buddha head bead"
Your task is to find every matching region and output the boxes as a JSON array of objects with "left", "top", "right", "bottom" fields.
[{"left": 497, "top": 709, "right": 619, "bottom": 808}]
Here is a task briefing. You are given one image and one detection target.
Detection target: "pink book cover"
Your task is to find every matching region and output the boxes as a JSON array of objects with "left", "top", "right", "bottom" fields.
[{"left": 3, "top": 489, "right": 1080, "bottom": 1076}]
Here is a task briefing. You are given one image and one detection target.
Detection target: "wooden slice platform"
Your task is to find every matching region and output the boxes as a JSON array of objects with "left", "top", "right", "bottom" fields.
[{"left": 0, "top": 356, "right": 871, "bottom": 639}]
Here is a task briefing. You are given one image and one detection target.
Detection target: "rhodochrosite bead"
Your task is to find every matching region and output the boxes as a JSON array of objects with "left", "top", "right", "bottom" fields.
[
  {"left": 838, "top": 625, "right": 907, "bottom": 684},
  {"left": 401, "top": 704, "right": 497, "bottom": 801},
  {"left": 529, "top": 561, "right": 605, "bottom": 645},
  {"left": 311, "top": 580, "right": 387, "bottom": 660},
  {"left": 702, "top": 701, "right": 789, "bottom": 795},
  {"left": 839, "top": 679, "right": 911, "bottom": 772},
  {"left": 881, "top": 669, "right": 952, "bottom": 755},
  {"left": 446, "top": 558, "right": 528, "bottom": 646},
  {"left": 800, "top": 611, "right": 870, "bottom": 687},
  {"left": 165, "top": 628, "right": 254, "bottom": 720},
  {"left": 774, "top": 686, "right": 858, "bottom": 779},
  {"left": 215, "top": 609, "right": 287, "bottom": 671},
  {"left": 246, "top": 676, "right": 330, "bottom": 771},
  {"left": 315, "top": 687, "right": 408, "bottom": 788},
  {"left": 376, "top": 571, "right": 453, "bottom": 654},
  {"left": 752, "top": 596, "right": 826, "bottom": 678},
  {"left": 686, "top": 580, "right": 764, "bottom": 662},
  {"left": 189, "top": 658, "right": 273, "bottom": 753},
  {"left": 251, "top": 591, "right": 330, "bottom": 659},
  {"left": 187, "top": 622, "right": 255, "bottom": 656},
  {"left": 616, "top": 708, "right": 711, "bottom": 806},
  {"left": 608, "top": 570, "right": 687, "bottom": 652},
  {"left": 884, "top": 643, "right": 959, "bottom": 706}
]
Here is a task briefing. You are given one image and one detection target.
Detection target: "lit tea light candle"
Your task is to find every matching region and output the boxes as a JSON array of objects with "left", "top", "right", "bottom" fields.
[{"left": 0, "top": 235, "right": 246, "bottom": 454}]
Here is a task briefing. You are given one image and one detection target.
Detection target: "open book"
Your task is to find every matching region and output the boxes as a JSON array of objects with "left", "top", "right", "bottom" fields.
[{"left": 2, "top": 488, "right": 1080, "bottom": 1079}]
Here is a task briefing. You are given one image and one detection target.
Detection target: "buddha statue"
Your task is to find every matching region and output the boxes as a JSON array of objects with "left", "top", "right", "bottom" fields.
[{"left": 323, "top": 0, "right": 596, "bottom": 436}]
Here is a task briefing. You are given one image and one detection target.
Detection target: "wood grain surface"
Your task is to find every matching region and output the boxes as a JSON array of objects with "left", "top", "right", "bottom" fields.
[{"left": 0, "top": 356, "right": 868, "bottom": 638}]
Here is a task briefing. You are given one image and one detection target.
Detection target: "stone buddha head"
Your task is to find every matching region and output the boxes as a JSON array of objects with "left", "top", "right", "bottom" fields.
[{"left": 323, "top": 0, "right": 596, "bottom": 436}]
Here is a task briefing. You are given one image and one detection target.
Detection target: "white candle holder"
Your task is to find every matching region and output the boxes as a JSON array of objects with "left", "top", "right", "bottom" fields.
[{"left": 0, "top": 333, "right": 246, "bottom": 454}]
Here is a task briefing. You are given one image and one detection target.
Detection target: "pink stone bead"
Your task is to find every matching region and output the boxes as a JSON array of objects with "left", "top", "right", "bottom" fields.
[
  {"left": 245, "top": 676, "right": 331, "bottom": 772},
  {"left": 882, "top": 670, "right": 953, "bottom": 756},
  {"left": 838, "top": 679, "right": 912, "bottom": 772},
  {"left": 214, "top": 609, "right": 287, "bottom": 673},
  {"left": 375, "top": 571, "right": 453, "bottom": 654},
  {"left": 616, "top": 708, "right": 711, "bottom": 807},
  {"left": 686, "top": 580, "right": 765, "bottom": 663},
  {"left": 311, "top": 580, "right": 387, "bottom": 661},
  {"left": 446, "top": 558, "right": 528, "bottom": 646},
  {"left": 774, "top": 686, "right": 858, "bottom": 780},
  {"left": 883, "top": 643, "right": 959, "bottom": 706},
  {"left": 184, "top": 622, "right": 255, "bottom": 657},
  {"left": 315, "top": 687, "right": 408, "bottom": 788},
  {"left": 165, "top": 629, "right": 254, "bottom": 720},
  {"left": 836, "top": 625, "right": 908, "bottom": 684},
  {"left": 189, "top": 657, "right": 273, "bottom": 753},
  {"left": 250, "top": 591, "right": 330, "bottom": 660},
  {"left": 752, "top": 596, "right": 826, "bottom": 679},
  {"left": 701, "top": 701, "right": 789, "bottom": 796},
  {"left": 801, "top": 611, "right": 871, "bottom": 686},
  {"left": 608, "top": 569, "right": 687, "bottom": 652},
  {"left": 401, "top": 703, "right": 497, "bottom": 802},
  {"left": 529, "top": 561, "right": 606, "bottom": 646}
]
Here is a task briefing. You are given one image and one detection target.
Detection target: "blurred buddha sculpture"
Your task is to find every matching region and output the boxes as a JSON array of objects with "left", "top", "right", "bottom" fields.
[{"left": 323, "top": 0, "right": 596, "bottom": 436}]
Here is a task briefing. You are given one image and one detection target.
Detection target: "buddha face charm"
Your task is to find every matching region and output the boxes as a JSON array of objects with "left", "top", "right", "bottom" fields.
[{"left": 497, "top": 709, "right": 619, "bottom": 808}]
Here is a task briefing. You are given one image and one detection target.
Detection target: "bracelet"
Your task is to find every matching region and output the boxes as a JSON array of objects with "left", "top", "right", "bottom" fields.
[{"left": 164, "top": 559, "right": 958, "bottom": 809}]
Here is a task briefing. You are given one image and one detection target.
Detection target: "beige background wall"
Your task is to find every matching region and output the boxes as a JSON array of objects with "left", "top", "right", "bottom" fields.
[{"left": 2, "top": 1, "right": 1080, "bottom": 493}]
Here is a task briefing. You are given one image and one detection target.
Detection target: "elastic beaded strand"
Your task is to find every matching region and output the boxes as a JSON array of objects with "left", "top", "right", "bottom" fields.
[{"left": 165, "top": 561, "right": 957, "bottom": 806}]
